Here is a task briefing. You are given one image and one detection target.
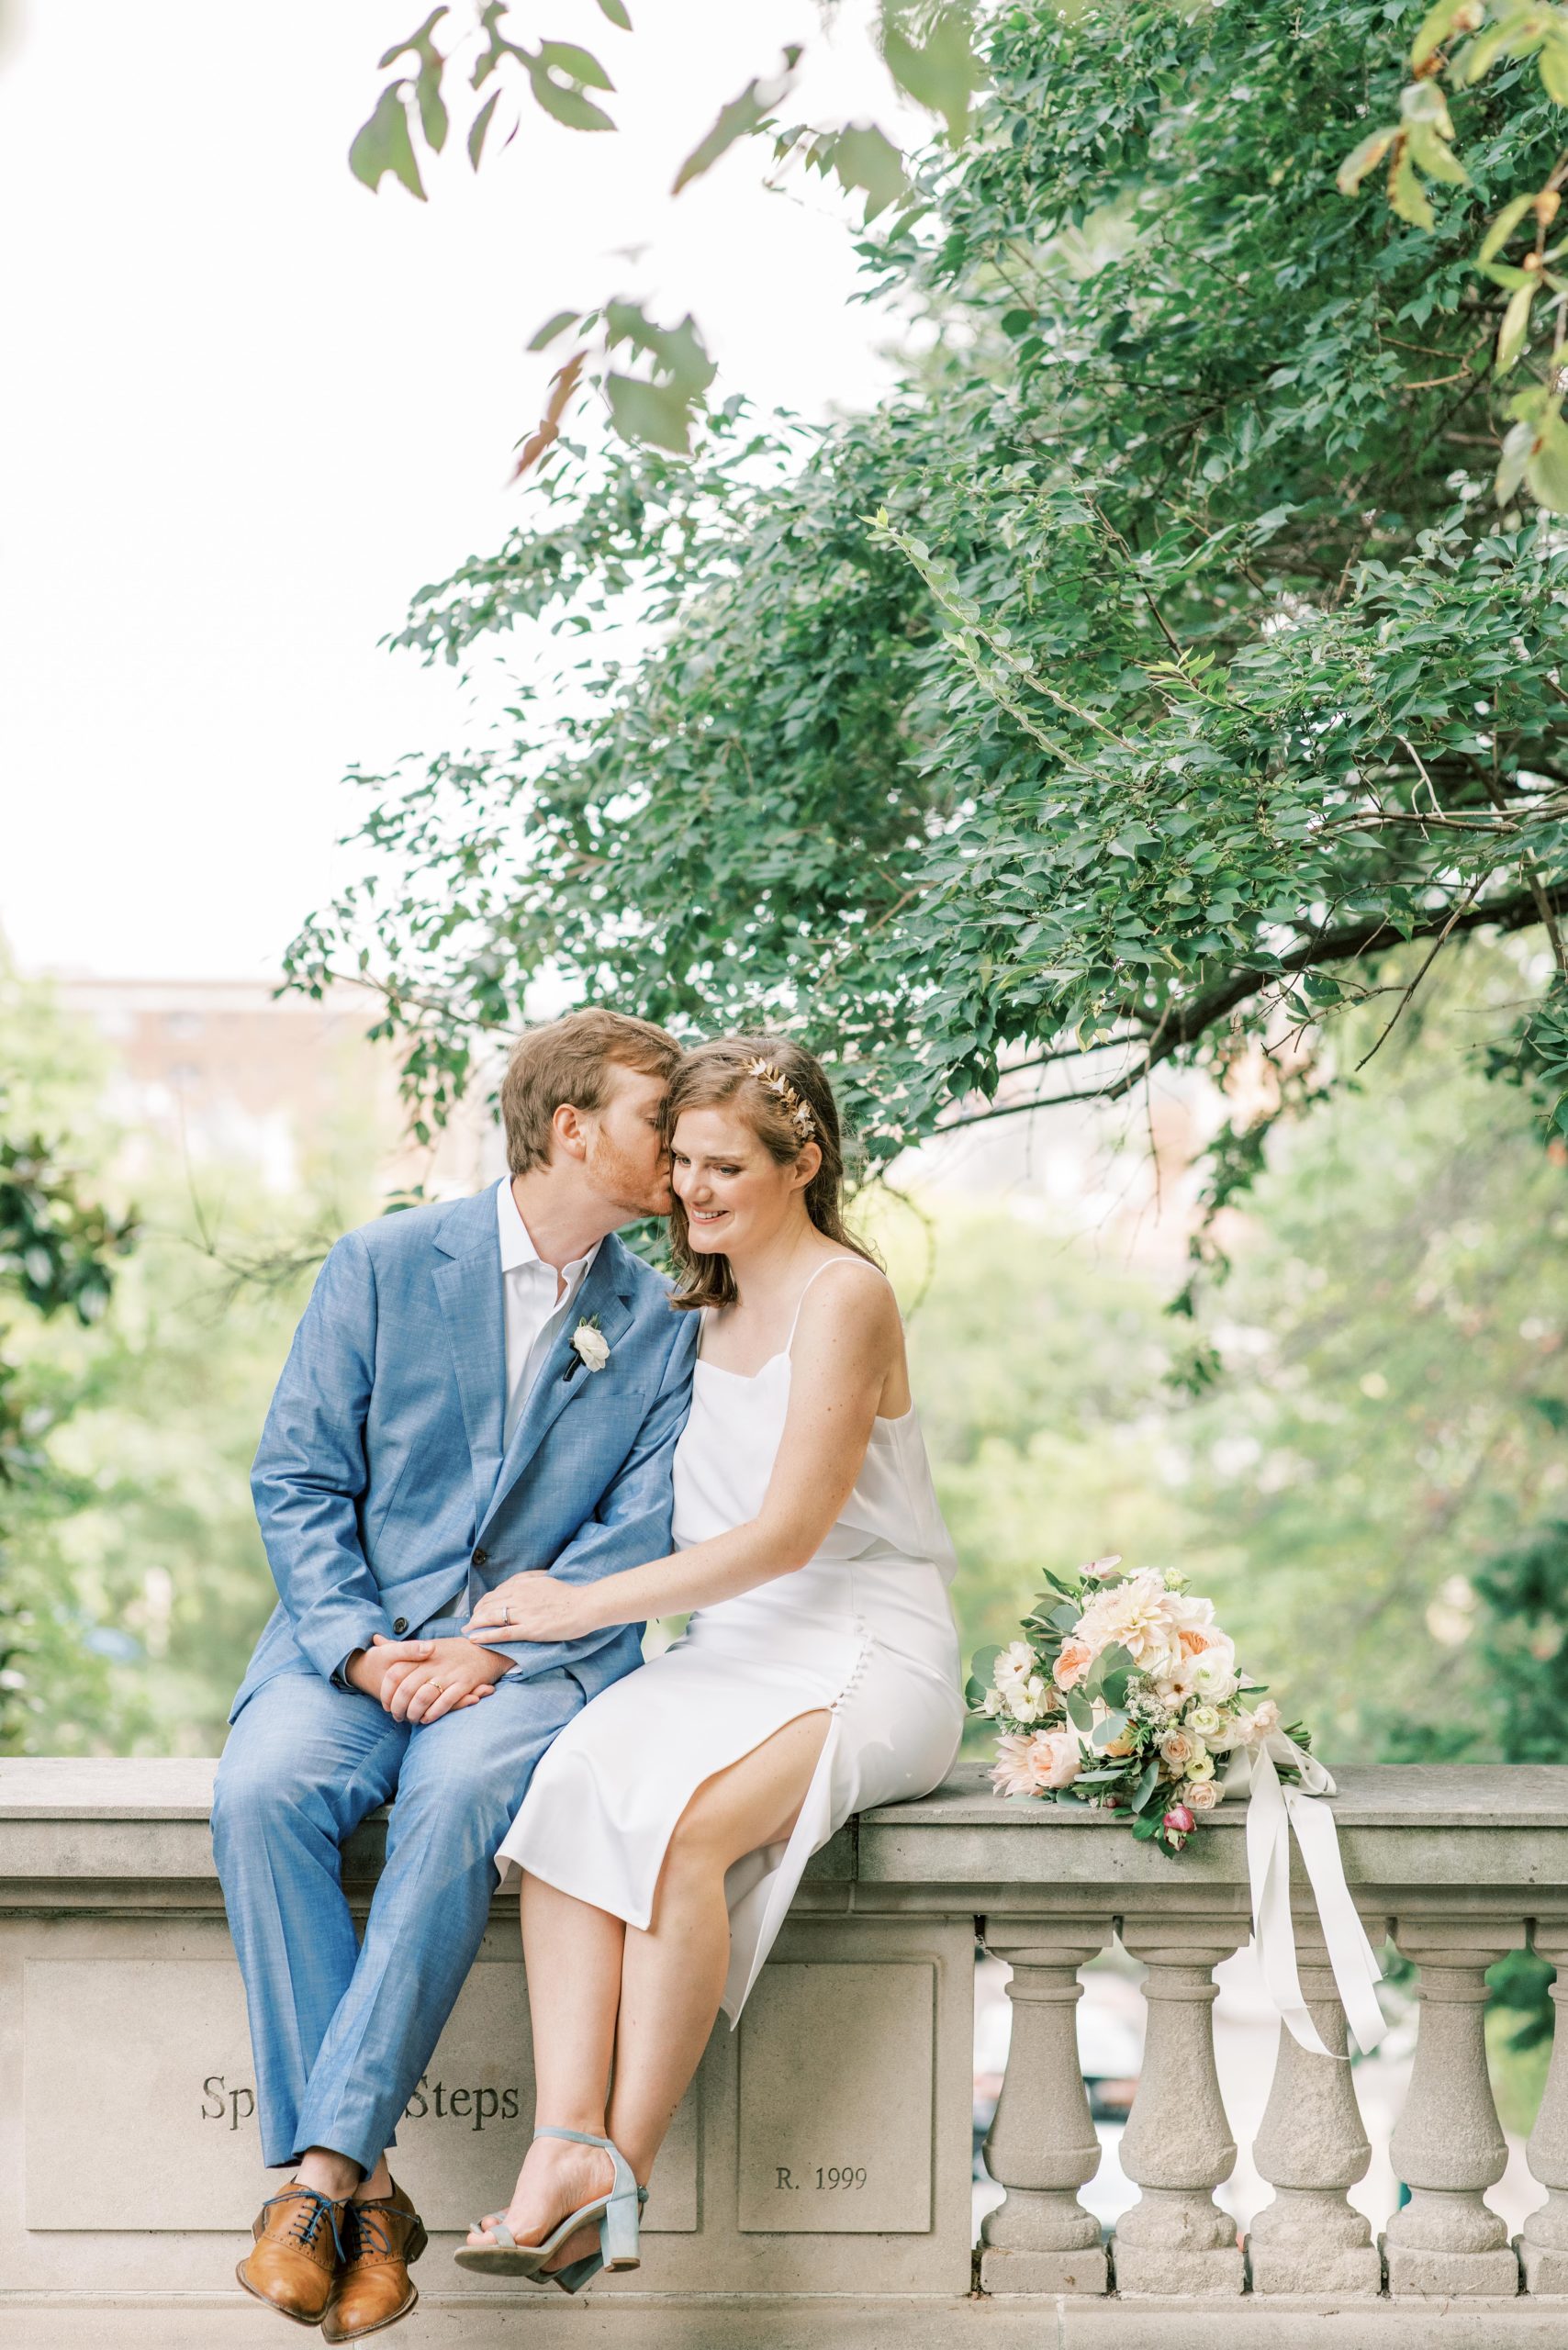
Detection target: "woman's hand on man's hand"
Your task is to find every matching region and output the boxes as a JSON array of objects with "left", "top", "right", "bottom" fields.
[{"left": 465, "top": 1571, "right": 594, "bottom": 1645}]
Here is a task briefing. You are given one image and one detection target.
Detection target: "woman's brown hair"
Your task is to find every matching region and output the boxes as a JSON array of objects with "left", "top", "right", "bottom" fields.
[{"left": 666, "top": 1035, "right": 879, "bottom": 1311}]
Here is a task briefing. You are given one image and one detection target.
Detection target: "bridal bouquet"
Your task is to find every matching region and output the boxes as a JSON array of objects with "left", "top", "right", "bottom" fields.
[
  {"left": 969, "top": 1554, "right": 1311, "bottom": 1856},
  {"left": 971, "top": 1554, "right": 1389, "bottom": 2059}
]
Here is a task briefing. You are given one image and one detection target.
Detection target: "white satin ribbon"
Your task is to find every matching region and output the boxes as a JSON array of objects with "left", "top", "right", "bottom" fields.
[{"left": 1220, "top": 1732, "right": 1386, "bottom": 2060}]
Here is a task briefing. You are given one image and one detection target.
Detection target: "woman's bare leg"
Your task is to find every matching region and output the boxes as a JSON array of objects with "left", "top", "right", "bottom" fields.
[
  {"left": 463, "top": 1877, "right": 623, "bottom": 2252},
  {"left": 465, "top": 1712, "right": 830, "bottom": 2268},
  {"left": 607, "top": 1710, "right": 830, "bottom": 2180}
]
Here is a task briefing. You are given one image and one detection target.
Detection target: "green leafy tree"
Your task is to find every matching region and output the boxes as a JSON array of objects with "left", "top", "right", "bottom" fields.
[
  {"left": 0, "top": 989, "right": 137, "bottom": 1751},
  {"left": 875, "top": 1193, "right": 1189, "bottom": 1701},
  {"left": 291, "top": 0, "right": 1568, "bottom": 1203},
  {"left": 0, "top": 973, "right": 385, "bottom": 1755},
  {"left": 1172, "top": 955, "right": 1568, "bottom": 1747},
  {"left": 1342, "top": 0, "right": 1568, "bottom": 511}
]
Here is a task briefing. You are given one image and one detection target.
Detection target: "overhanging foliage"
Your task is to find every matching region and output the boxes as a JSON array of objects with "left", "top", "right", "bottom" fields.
[{"left": 290, "top": 0, "right": 1568, "bottom": 1160}]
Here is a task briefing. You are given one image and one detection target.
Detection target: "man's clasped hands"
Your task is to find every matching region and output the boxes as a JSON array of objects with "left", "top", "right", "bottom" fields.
[{"left": 342, "top": 1568, "right": 594, "bottom": 1724}]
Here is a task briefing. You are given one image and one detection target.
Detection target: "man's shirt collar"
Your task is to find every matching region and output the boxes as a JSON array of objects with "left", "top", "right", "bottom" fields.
[{"left": 495, "top": 1177, "right": 601, "bottom": 1281}]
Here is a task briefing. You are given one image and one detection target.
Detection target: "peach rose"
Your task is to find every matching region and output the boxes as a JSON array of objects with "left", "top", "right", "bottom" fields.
[
  {"left": 1028, "top": 1726, "right": 1083, "bottom": 1790},
  {"left": 1054, "top": 1639, "right": 1092, "bottom": 1692}
]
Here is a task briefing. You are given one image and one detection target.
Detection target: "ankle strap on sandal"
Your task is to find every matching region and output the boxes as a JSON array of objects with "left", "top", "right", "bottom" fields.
[{"left": 532, "top": 2125, "right": 641, "bottom": 2207}]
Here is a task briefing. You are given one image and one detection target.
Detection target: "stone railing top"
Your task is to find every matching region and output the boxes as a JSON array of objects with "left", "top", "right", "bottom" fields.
[
  {"left": 863, "top": 1761, "right": 1568, "bottom": 1830},
  {"left": 7, "top": 1755, "right": 1568, "bottom": 1825},
  {"left": 0, "top": 1757, "right": 223, "bottom": 1818},
  {"left": 5, "top": 1759, "right": 1568, "bottom": 1908}
]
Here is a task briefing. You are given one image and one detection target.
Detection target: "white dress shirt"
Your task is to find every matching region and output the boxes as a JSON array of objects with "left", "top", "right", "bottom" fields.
[{"left": 497, "top": 1179, "right": 601, "bottom": 1449}]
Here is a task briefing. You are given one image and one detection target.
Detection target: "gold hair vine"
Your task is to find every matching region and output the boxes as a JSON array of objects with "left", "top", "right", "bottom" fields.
[{"left": 745, "top": 1056, "right": 817, "bottom": 1139}]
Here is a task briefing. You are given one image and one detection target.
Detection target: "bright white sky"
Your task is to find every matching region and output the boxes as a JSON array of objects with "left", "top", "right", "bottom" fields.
[{"left": 0, "top": 0, "right": 916, "bottom": 979}]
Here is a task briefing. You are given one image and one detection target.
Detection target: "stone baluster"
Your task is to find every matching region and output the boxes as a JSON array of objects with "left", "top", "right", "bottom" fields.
[
  {"left": 1247, "top": 1919, "right": 1384, "bottom": 2294},
  {"left": 1520, "top": 1922, "right": 1568, "bottom": 2294},
  {"left": 1383, "top": 1916, "right": 1524, "bottom": 2297},
  {"left": 977, "top": 1916, "right": 1112, "bottom": 2294},
  {"left": 1113, "top": 1912, "right": 1247, "bottom": 2295}
]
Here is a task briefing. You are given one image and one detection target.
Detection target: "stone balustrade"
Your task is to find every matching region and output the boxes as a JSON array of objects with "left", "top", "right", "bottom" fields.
[{"left": 4, "top": 1757, "right": 1568, "bottom": 2344}]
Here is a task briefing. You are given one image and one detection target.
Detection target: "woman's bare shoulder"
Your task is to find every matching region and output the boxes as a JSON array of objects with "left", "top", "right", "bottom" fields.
[{"left": 795, "top": 1255, "right": 900, "bottom": 1343}]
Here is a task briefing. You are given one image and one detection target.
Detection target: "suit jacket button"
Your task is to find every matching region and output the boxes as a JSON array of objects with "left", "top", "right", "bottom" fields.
[
  {"left": 392, "top": 1617, "right": 409, "bottom": 1636},
  {"left": 472, "top": 1546, "right": 489, "bottom": 1570}
]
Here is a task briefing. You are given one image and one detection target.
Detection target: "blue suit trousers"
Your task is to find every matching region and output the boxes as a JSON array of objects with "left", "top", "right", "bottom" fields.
[{"left": 212, "top": 1643, "right": 582, "bottom": 2172}]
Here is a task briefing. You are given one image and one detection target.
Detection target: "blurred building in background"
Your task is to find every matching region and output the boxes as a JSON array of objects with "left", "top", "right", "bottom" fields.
[
  {"left": 50, "top": 974, "right": 501, "bottom": 1203},
  {"left": 48, "top": 971, "right": 1221, "bottom": 1257}
]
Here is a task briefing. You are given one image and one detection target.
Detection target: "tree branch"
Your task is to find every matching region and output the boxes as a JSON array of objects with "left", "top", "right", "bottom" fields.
[{"left": 931, "top": 878, "right": 1568, "bottom": 1136}]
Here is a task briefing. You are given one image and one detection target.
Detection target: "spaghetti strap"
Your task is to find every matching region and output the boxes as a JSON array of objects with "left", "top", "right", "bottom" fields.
[{"left": 784, "top": 1257, "right": 884, "bottom": 1353}]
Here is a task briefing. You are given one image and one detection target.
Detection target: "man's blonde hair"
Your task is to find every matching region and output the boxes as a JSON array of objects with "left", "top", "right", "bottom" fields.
[{"left": 499, "top": 1007, "right": 682, "bottom": 1176}]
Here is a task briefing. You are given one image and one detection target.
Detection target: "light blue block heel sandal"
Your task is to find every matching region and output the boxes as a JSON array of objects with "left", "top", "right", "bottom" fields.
[
  {"left": 549, "top": 2185, "right": 649, "bottom": 2296},
  {"left": 454, "top": 2126, "right": 644, "bottom": 2282}
]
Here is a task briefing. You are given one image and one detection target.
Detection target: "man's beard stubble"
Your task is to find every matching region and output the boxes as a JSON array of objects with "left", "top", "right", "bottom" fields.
[{"left": 588, "top": 1132, "right": 673, "bottom": 1222}]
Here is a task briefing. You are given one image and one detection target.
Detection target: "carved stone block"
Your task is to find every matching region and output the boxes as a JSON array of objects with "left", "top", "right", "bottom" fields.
[
  {"left": 23, "top": 1956, "right": 696, "bottom": 2234},
  {"left": 736, "top": 1961, "right": 933, "bottom": 2234}
]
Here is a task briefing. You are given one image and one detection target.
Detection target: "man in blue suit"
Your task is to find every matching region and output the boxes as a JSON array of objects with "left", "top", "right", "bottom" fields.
[{"left": 211, "top": 1008, "right": 698, "bottom": 2340}]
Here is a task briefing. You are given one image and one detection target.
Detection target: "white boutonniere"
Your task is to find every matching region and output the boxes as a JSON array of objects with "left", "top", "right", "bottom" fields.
[{"left": 570, "top": 1315, "right": 610, "bottom": 1374}]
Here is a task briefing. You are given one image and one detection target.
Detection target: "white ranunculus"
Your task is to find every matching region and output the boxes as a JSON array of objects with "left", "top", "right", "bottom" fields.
[
  {"left": 1184, "top": 1748, "right": 1216, "bottom": 1783},
  {"left": 572, "top": 1320, "right": 610, "bottom": 1372},
  {"left": 1188, "top": 1638, "right": 1238, "bottom": 1704},
  {"left": 1011, "top": 1678, "right": 1047, "bottom": 1725},
  {"left": 993, "top": 1641, "right": 1038, "bottom": 1707},
  {"left": 1190, "top": 1702, "right": 1224, "bottom": 1740}
]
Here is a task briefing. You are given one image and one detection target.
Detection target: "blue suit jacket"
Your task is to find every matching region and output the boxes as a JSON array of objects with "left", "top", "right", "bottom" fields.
[{"left": 232, "top": 1183, "right": 698, "bottom": 1720}]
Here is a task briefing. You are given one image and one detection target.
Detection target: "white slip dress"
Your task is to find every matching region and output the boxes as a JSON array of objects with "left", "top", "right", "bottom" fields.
[{"left": 494, "top": 1259, "right": 965, "bottom": 2022}]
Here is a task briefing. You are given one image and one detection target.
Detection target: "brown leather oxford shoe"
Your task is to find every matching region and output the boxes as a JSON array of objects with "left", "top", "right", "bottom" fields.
[
  {"left": 237, "top": 2181, "right": 351, "bottom": 2326},
  {"left": 320, "top": 2178, "right": 429, "bottom": 2344}
]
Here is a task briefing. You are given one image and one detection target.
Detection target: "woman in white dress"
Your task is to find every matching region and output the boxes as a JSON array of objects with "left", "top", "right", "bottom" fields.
[{"left": 453, "top": 1036, "right": 964, "bottom": 2288}]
